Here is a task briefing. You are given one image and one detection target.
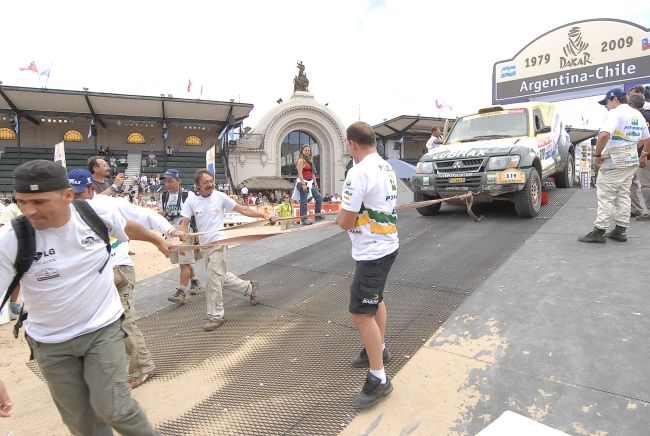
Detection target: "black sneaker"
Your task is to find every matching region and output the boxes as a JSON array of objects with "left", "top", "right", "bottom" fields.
[
  {"left": 578, "top": 227, "right": 606, "bottom": 243},
  {"left": 353, "top": 373, "right": 393, "bottom": 408},
  {"left": 351, "top": 346, "right": 392, "bottom": 368},
  {"left": 606, "top": 225, "right": 627, "bottom": 242}
]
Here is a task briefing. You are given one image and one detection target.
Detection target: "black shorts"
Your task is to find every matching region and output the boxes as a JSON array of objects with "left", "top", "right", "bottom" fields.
[{"left": 349, "top": 250, "right": 398, "bottom": 315}]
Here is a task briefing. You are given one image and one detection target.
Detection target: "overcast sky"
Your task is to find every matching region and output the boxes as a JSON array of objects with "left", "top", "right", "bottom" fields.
[{"left": 2, "top": 1, "right": 649, "bottom": 131}]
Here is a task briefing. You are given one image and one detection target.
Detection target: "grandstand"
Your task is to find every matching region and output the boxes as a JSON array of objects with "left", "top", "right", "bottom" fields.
[
  {"left": 139, "top": 150, "right": 228, "bottom": 191},
  {"left": 0, "top": 85, "right": 253, "bottom": 194}
]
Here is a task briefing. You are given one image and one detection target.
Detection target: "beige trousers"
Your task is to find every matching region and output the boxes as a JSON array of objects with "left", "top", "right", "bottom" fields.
[
  {"left": 114, "top": 265, "right": 155, "bottom": 378},
  {"left": 595, "top": 166, "right": 637, "bottom": 229},
  {"left": 204, "top": 246, "right": 252, "bottom": 320}
]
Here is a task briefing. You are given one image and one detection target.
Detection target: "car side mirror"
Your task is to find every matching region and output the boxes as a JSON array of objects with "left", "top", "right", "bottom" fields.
[{"left": 536, "top": 126, "right": 551, "bottom": 134}]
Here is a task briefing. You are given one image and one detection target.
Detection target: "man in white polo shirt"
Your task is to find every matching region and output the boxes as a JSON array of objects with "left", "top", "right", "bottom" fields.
[
  {"left": 0, "top": 160, "right": 160, "bottom": 435},
  {"left": 180, "top": 169, "right": 275, "bottom": 331},
  {"left": 579, "top": 88, "right": 650, "bottom": 243}
]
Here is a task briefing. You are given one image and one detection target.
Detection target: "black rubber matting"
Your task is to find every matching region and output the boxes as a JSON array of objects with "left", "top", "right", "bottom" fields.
[{"left": 30, "top": 189, "right": 578, "bottom": 435}]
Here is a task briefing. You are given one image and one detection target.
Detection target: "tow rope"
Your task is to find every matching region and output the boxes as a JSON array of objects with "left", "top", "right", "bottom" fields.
[{"left": 174, "top": 192, "right": 481, "bottom": 251}]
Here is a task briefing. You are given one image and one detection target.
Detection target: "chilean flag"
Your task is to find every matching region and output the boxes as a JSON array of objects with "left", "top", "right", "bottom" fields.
[
  {"left": 187, "top": 79, "right": 192, "bottom": 92},
  {"left": 435, "top": 99, "right": 443, "bottom": 110},
  {"left": 19, "top": 61, "right": 38, "bottom": 73},
  {"left": 643, "top": 37, "right": 650, "bottom": 51}
]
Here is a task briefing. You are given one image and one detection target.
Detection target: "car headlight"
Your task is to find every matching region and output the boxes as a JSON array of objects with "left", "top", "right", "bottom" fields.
[
  {"left": 486, "top": 155, "right": 520, "bottom": 171},
  {"left": 416, "top": 161, "right": 436, "bottom": 173}
]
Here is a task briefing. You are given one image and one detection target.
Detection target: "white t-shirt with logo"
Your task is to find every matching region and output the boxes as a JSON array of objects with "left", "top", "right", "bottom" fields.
[
  {"left": 600, "top": 103, "right": 650, "bottom": 170},
  {"left": 341, "top": 152, "right": 399, "bottom": 261},
  {"left": 0, "top": 202, "right": 128, "bottom": 343},
  {"left": 89, "top": 194, "right": 173, "bottom": 267},
  {"left": 181, "top": 190, "right": 237, "bottom": 245}
]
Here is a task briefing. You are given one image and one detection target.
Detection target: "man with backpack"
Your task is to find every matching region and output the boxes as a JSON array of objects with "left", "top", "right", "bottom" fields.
[
  {"left": 68, "top": 168, "right": 178, "bottom": 389},
  {"left": 159, "top": 169, "right": 203, "bottom": 305},
  {"left": 0, "top": 160, "right": 162, "bottom": 435}
]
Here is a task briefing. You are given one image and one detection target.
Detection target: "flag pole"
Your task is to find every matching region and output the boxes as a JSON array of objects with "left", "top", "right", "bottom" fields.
[{"left": 44, "top": 63, "right": 53, "bottom": 89}]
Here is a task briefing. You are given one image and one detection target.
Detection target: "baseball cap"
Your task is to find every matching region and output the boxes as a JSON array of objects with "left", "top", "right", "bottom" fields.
[
  {"left": 67, "top": 168, "right": 94, "bottom": 193},
  {"left": 161, "top": 169, "right": 181, "bottom": 179},
  {"left": 14, "top": 160, "right": 71, "bottom": 193},
  {"left": 598, "top": 88, "right": 626, "bottom": 105}
]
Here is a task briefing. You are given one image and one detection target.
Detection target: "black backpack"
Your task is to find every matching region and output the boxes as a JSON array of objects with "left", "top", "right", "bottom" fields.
[{"left": 1, "top": 200, "right": 111, "bottom": 314}]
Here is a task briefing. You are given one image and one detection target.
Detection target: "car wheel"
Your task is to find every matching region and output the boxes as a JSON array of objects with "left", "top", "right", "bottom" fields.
[
  {"left": 414, "top": 192, "right": 442, "bottom": 216},
  {"left": 554, "top": 153, "right": 575, "bottom": 188},
  {"left": 513, "top": 169, "right": 541, "bottom": 218}
]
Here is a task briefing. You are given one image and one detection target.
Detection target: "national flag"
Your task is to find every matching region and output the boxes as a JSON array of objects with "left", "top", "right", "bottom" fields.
[
  {"left": 643, "top": 38, "right": 650, "bottom": 51},
  {"left": 40, "top": 66, "right": 51, "bottom": 78},
  {"left": 200, "top": 85, "right": 204, "bottom": 97},
  {"left": 500, "top": 65, "right": 517, "bottom": 78},
  {"left": 187, "top": 79, "right": 192, "bottom": 92},
  {"left": 435, "top": 99, "right": 443, "bottom": 110},
  {"left": 19, "top": 61, "right": 38, "bottom": 73}
]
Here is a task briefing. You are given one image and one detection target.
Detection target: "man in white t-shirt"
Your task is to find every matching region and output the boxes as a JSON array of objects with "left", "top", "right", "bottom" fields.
[
  {"left": 180, "top": 169, "right": 275, "bottom": 331},
  {"left": 425, "top": 127, "right": 443, "bottom": 152},
  {"left": 69, "top": 168, "right": 177, "bottom": 389},
  {"left": 336, "top": 121, "right": 399, "bottom": 409},
  {"left": 0, "top": 160, "right": 161, "bottom": 435},
  {"left": 579, "top": 88, "right": 650, "bottom": 243}
]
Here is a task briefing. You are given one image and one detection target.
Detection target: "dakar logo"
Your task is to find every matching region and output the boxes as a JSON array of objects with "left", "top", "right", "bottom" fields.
[{"left": 560, "top": 26, "right": 592, "bottom": 69}]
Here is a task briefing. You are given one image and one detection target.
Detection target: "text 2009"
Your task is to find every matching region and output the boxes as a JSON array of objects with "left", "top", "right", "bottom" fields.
[{"left": 601, "top": 36, "right": 633, "bottom": 52}]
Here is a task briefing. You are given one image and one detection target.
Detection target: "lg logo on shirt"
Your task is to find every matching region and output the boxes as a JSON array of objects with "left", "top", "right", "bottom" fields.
[{"left": 33, "top": 248, "right": 56, "bottom": 261}]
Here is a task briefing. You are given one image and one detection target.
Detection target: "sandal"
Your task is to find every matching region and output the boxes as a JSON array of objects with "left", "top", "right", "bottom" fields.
[{"left": 128, "top": 371, "right": 156, "bottom": 389}]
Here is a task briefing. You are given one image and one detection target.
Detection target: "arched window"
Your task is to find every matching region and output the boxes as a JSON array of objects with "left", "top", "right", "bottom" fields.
[
  {"left": 280, "top": 130, "right": 320, "bottom": 185},
  {"left": 127, "top": 132, "right": 146, "bottom": 144},
  {"left": 63, "top": 130, "right": 83, "bottom": 142},
  {"left": 0, "top": 127, "right": 16, "bottom": 140},
  {"left": 185, "top": 135, "right": 202, "bottom": 146}
]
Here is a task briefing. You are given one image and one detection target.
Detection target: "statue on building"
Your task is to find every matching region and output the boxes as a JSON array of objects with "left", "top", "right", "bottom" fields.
[{"left": 293, "top": 61, "right": 310, "bottom": 92}]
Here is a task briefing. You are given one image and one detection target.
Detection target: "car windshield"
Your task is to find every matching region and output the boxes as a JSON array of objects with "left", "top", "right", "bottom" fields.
[{"left": 446, "top": 110, "right": 529, "bottom": 143}]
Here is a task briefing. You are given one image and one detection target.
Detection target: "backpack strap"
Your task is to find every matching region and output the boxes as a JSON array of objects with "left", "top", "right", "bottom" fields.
[
  {"left": 162, "top": 190, "right": 169, "bottom": 210},
  {"left": 72, "top": 200, "right": 111, "bottom": 273},
  {"left": 1, "top": 216, "right": 34, "bottom": 312}
]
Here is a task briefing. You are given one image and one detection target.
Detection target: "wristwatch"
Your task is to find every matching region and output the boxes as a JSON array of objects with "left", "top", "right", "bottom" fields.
[
  {"left": 111, "top": 184, "right": 120, "bottom": 192},
  {"left": 593, "top": 154, "right": 601, "bottom": 157}
]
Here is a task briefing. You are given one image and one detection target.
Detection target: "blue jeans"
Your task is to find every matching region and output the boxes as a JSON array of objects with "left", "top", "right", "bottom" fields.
[{"left": 296, "top": 181, "right": 322, "bottom": 223}]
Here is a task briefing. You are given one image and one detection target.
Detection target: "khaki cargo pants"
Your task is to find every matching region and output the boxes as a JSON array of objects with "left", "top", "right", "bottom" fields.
[
  {"left": 595, "top": 165, "right": 637, "bottom": 229},
  {"left": 26, "top": 320, "right": 159, "bottom": 436},
  {"left": 114, "top": 265, "right": 156, "bottom": 378},
  {"left": 204, "top": 246, "right": 253, "bottom": 320}
]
